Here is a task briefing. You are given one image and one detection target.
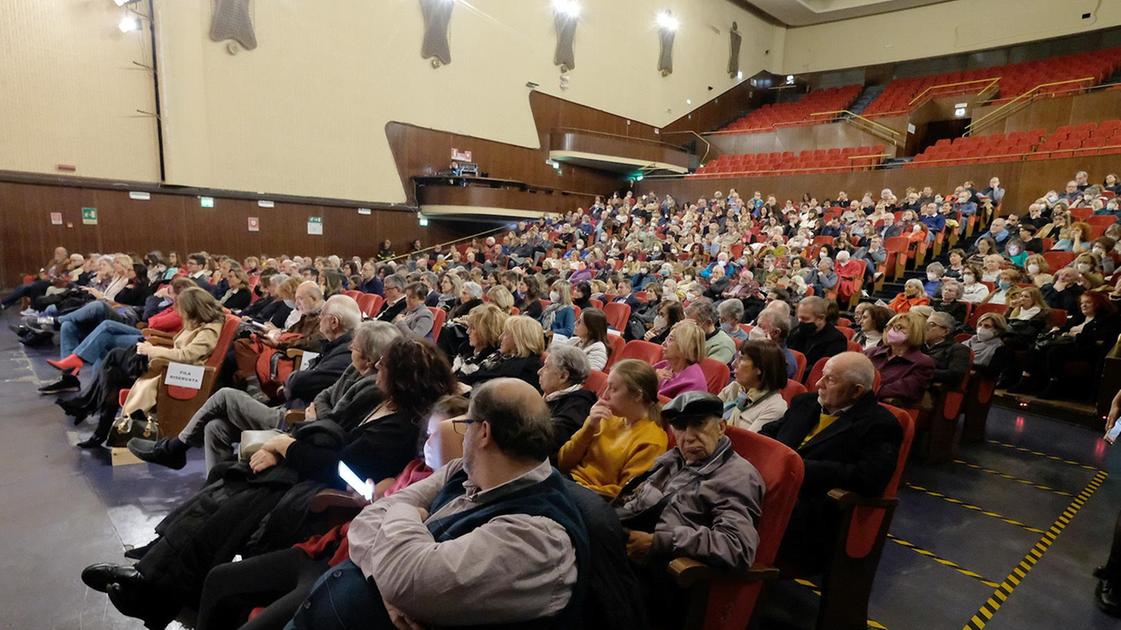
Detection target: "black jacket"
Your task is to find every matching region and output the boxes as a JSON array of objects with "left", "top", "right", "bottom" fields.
[
  {"left": 375, "top": 297, "right": 407, "bottom": 322},
  {"left": 220, "top": 287, "right": 252, "bottom": 310},
  {"left": 548, "top": 389, "right": 598, "bottom": 454},
  {"left": 924, "top": 339, "right": 971, "bottom": 386},
  {"left": 285, "top": 332, "right": 355, "bottom": 406},
  {"left": 932, "top": 300, "right": 968, "bottom": 327},
  {"left": 460, "top": 354, "right": 544, "bottom": 391},
  {"left": 311, "top": 364, "right": 382, "bottom": 426},
  {"left": 1042, "top": 283, "right": 1085, "bottom": 324},
  {"left": 787, "top": 323, "right": 848, "bottom": 377}
]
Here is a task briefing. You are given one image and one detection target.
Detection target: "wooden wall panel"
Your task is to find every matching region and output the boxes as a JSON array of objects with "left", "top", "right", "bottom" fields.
[
  {"left": 705, "top": 120, "right": 890, "bottom": 157},
  {"left": 971, "top": 90, "right": 1121, "bottom": 136}
]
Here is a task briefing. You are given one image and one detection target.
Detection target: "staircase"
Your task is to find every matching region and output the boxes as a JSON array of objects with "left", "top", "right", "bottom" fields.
[{"left": 849, "top": 84, "right": 885, "bottom": 116}]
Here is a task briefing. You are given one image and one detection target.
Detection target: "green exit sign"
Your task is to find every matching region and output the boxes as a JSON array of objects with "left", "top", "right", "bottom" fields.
[{"left": 200, "top": 196, "right": 215, "bottom": 208}]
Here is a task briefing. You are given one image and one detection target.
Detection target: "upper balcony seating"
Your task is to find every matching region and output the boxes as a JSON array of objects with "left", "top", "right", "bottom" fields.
[
  {"left": 692, "top": 145, "right": 884, "bottom": 177},
  {"left": 717, "top": 85, "right": 863, "bottom": 133},
  {"left": 907, "top": 119, "right": 1121, "bottom": 167}
]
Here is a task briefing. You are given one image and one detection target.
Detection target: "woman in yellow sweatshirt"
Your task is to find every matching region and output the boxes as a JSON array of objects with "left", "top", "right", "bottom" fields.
[{"left": 557, "top": 359, "right": 668, "bottom": 499}]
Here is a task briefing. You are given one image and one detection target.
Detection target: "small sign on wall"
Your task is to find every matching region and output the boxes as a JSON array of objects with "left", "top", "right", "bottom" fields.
[
  {"left": 248, "top": 217, "right": 260, "bottom": 232},
  {"left": 307, "top": 216, "right": 323, "bottom": 236},
  {"left": 200, "top": 196, "right": 215, "bottom": 208},
  {"left": 451, "top": 148, "right": 472, "bottom": 162},
  {"left": 81, "top": 207, "right": 98, "bottom": 225},
  {"left": 50, "top": 212, "right": 63, "bottom": 225}
]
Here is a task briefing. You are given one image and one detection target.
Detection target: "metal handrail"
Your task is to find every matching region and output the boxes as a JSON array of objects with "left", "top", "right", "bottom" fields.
[
  {"left": 383, "top": 223, "right": 517, "bottom": 264},
  {"left": 866, "top": 77, "right": 1001, "bottom": 118},
  {"left": 966, "top": 76, "right": 1097, "bottom": 135},
  {"left": 810, "top": 110, "right": 904, "bottom": 145},
  {"left": 551, "top": 126, "right": 690, "bottom": 151}
]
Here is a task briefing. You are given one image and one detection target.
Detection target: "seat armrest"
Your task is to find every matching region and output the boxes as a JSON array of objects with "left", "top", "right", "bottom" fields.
[
  {"left": 668, "top": 558, "right": 779, "bottom": 588},
  {"left": 285, "top": 410, "right": 307, "bottom": 425},
  {"left": 827, "top": 488, "right": 899, "bottom": 509},
  {"left": 309, "top": 489, "right": 369, "bottom": 514},
  {"left": 285, "top": 348, "right": 305, "bottom": 359}
]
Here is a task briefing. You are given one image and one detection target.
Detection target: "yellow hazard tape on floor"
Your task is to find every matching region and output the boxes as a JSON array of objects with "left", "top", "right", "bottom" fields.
[
  {"left": 904, "top": 483, "right": 1047, "bottom": 534},
  {"left": 792, "top": 579, "right": 889, "bottom": 629},
  {"left": 951, "top": 459, "right": 1074, "bottom": 496},
  {"left": 886, "top": 534, "right": 1001, "bottom": 588},
  {"left": 985, "top": 440, "right": 1101, "bottom": 471},
  {"left": 961, "top": 470, "right": 1108, "bottom": 630}
]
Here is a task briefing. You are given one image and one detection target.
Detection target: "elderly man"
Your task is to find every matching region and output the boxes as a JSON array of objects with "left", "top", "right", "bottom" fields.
[
  {"left": 787, "top": 296, "right": 847, "bottom": 375},
  {"left": 615, "top": 391, "right": 763, "bottom": 573},
  {"left": 760, "top": 352, "right": 902, "bottom": 570},
  {"left": 538, "top": 344, "right": 598, "bottom": 453},
  {"left": 1042, "top": 268, "right": 1087, "bottom": 324},
  {"left": 374, "top": 274, "right": 407, "bottom": 322},
  {"left": 924, "top": 311, "right": 971, "bottom": 387},
  {"left": 685, "top": 298, "right": 736, "bottom": 364},
  {"left": 291, "top": 378, "right": 590, "bottom": 629},
  {"left": 129, "top": 298, "right": 373, "bottom": 472},
  {"left": 752, "top": 306, "right": 798, "bottom": 379},
  {"left": 393, "top": 282, "right": 434, "bottom": 339}
]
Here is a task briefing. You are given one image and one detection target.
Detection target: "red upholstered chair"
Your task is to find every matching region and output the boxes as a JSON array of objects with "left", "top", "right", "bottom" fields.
[
  {"left": 343, "top": 290, "right": 361, "bottom": 300},
  {"left": 1042, "top": 251, "right": 1077, "bottom": 270},
  {"left": 355, "top": 293, "right": 384, "bottom": 318},
  {"left": 671, "top": 428, "right": 805, "bottom": 630},
  {"left": 804, "top": 357, "right": 829, "bottom": 389},
  {"left": 582, "top": 369, "right": 609, "bottom": 396},
  {"left": 603, "top": 302, "right": 631, "bottom": 332},
  {"left": 966, "top": 303, "right": 1007, "bottom": 329},
  {"left": 790, "top": 350, "right": 807, "bottom": 383},
  {"left": 428, "top": 307, "right": 446, "bottom": 342},
  {"left": 618, "top": 340, "right": 665, "bottom": 365},
  {"left": 589, "top": 298, "right": 605, "bottom": 310},
  {"left": 699, "top": 358, "right": 731, "bottom": 395},
  {"left": 604, "top": 333, "right": 626, "bottom": 370},
  {"left": 914, "top": 352, "right": 973, "bottom": 463},
  {"left": 779, "top": 379, "right": 807, "bottom": 404},
  {"left": 846, "top": 340, "right": 862, "bottom": 353},
  {"left": 836, "top": 326, "right": 855, "bottom": 340}
]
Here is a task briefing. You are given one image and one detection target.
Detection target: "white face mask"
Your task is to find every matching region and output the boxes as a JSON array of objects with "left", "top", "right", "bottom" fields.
[
  {"left": 1027, "top": 264, "right": 1040, "bottom": 275},
  {"left": 748, "top": 326, "right": 768, "bottom": 341},
  {"left": 549, "top": 290, "right": 559, "bottom": 302},
  {"left": 1008, "top": 247, "right": 1020, "bottom": 255},
  {"left": 653, "top": 315, "right": 667, "bottom": 329},
  {"left": 976, "top": 327, "right": 997, "bottom": 342},
  {"left": 963, "top": 275, "right": 975, "bottom": 284},
  {"left": 927, "top": 272, "right": 939, "bottom": 281}
]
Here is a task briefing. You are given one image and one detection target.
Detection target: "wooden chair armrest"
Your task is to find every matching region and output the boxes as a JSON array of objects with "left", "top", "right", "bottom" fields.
[
  {"left": 135, "top": 321, "right": 148, "bottom": 330},
  {"left": 827, "top": 488, "right": 899, "bottom": 509},
  {"left": 669, "top": 557, "right": 780, "bottom": 588},
  {"left": 285, "top": 410, "right": 307, "bottom": 425},
  {"left": 285, "top": 348, "right": 306, "bottom": 359},
  {"left": 309, "top": 489, "right": 370, "bottom": 514}
]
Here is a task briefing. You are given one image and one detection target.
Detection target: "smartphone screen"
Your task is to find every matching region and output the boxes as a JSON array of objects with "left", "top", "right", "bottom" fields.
[{"left": 338, "top": 461, "right": 372, "bottom": 501}]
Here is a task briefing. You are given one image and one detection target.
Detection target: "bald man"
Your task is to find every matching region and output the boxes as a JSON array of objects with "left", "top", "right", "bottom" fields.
[{"left": 760, "top": 352, "right": 902, "bottom": 571}]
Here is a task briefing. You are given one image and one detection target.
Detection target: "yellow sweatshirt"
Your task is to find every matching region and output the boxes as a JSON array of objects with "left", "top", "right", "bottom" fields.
[{"left": 556, "top": 415, "right": 668, "bottom": 499}]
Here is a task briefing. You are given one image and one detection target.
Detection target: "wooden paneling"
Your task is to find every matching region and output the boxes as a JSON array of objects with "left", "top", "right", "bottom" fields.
[
  {"left": 662, "top": 81, "right": 766, "bottom": 138},
  {"left": 549, "top": 130, "right": 692, "bottom": 169},
  {"left": 705, "top": 119, "right": 894, "bottom": 157},
  {"left": 637, "top": 153, "right": 1121, "bottom": 217},
  {"left": 418, "top": 184, "right": 597, "bottom": 216},
  {"left": 0, "top": 180, "right": 478, "bottom": 287},
  {"left": 972, "top": 89, "right": 1121, "bottom": 136}
]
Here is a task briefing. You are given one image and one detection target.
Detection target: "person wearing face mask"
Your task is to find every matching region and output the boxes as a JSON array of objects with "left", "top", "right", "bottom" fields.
[
  {"left": 750, "top": 307, "right": 798, "bottom": 378},
  {"left": 718, "top": 341, "right": 789, "bottom": 431},
  {"left": 717, "top": 299, "right": 748, "bottom": 346},
  {"left": 922, "top": 262, "right": 945, "bottom": 298},
  {"left": 865, "top": 312, "right": 935, "bottom": 407},
  {"left": 684, "top": 299, "right": 736, "bottom": 364},
  {"left": 982, "top": 269, "right": 1022, "bottom": 306},
  {"left": 1074, "top": 254, "right": 1106, "bottom": 288},
  {"left": 1004, "top": 238, "right": 1029, "bottom": 269},
  {"left": 959, "top": 266, "right": 990, "bottom": 303},
  {"left": 788, "top": 296, "right": 847, "bottom": 375},
  {"left": 965, "top": 313, "right": 1009, "bottom": 375},
  {"left": 540, "top": 281, "right": 576, "bottom": 339},
  {"left": 889, "top": 279, "right": 932, "bottom": 314},
  {"left": 1023, "top": 254, "right": 1053, "bottom": 287}
]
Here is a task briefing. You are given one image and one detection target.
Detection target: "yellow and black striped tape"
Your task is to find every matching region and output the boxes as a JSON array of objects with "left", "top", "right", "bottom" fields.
[
  {"left": 792, "top": 579, "right": 889, "bottom": 629},
  {"left": 904, "top": 483, "right": 1046, "bottom": 534},
  {"left": 961, "top": 470, "right": 1108, "bottom": 630},
  {"left": 985, "top": 440, "right": 1101, "bottom": 471},
  {"left": 951, "top": 459, "right": 1074, "bottom": 497},
  {"left": 886, "top": 534, "right": 1000, "bottom": 588}
]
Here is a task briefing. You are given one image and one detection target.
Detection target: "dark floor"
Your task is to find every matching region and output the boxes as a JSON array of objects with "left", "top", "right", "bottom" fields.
[{"left": 2, "top": 309, "right": 1119, "bottom": 630}]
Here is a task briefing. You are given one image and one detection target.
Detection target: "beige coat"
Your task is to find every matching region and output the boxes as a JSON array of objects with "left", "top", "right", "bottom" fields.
[{"left": 121, "top": 321, "right": 224, "bottom": 415}]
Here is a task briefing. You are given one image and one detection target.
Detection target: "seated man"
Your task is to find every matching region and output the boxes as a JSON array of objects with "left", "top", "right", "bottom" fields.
[
  {"left": 615, "top": 391, "right": 763, "bottom": 574},
  {"left": 760, "top": 352, "right": 902, "bottom": 571},
  {"left": 923, "top": 311, "right": 971, "bottom": 388},
  {"left": 787, "top": 296, "right": 847, "bottom": 374},
  {"left": 289, "top": 378, "right": 589, "bottom": 629},
  {"left": 129, "top": 299, "right": 376, "bottom": 472},
  {"left": 685, "top": 298, "right": 736, "bottom": 364}
]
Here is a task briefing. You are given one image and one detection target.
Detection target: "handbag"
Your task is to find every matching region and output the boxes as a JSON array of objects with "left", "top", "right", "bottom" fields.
[{"left": 107, "top": 411, "right": 161, "bottom": 448}]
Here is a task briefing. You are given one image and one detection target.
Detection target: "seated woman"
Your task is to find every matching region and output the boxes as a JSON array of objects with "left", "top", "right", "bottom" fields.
[
  {"left": 435, "top": 280, "right": 485, "bottom": 358},
  {"left": 854, "top": 303, "right": 893, "bottom": 350},
  {"left": 517, "top": 275, "right": 544, "bottom": 320},
  {"left": 540, "top": 280, "right": 576, "bottom": 339},
  {"left": 451, "top": 304, "right": 507, "bottom": 381},
  {"left": 864, "top": 311, "right": 935, "bottom": 408},
  {"left": 888, "top": 278, "right": 931, "bottom": 313},
  {"left": 643, "top": 300, "right": 684, "bottom": 345},
  {"left": 1009, "top": 292, "right": 1121, "bottom": 399},
  {"left": 433, "top": 273, "right": 461, "bottom": 312},
  {"left": 979, "top": 254, "right": 1005, "bottom": 284},
  {"left": 231, "top": 281, "right": 324, "bottom": 385},
  {"left": 218, "top": 267, "right": 252, "bottom": 310},
  {"left": 557, "top": 359, "right": 667, "bottom": 499},
  {"left": 1074, "top": 252, "right": 1106, "bottom": 288},
  {"left": 965, "top": 312, "right": 1009, "bottom": 379},
  {"left": 558, "top": 307, "right": 609, "bottom": 371},
  {"left": 538, "top": 344, "right": 598, "bottom": 453},
  {"left": 243, "top": 275, "right": 298, "bottom": 328},
  {"left": 960, "top": 265, "right": 991, "bottom": 303},
  {"left": 191, "top": 395, "right": 469, "bottom": 630},
  {"left": 932, "top": 278, "right": 968, "bottom": 324},
  {"left": 45, "top": 258, "right": 149, "bottom": 356},
  {"left": 57, "top": 287, "right": 227, "bottom": 448},
  {"left": 79, "top": 338, "right": 458, "bottom": 629},
  {"left": 717, "top": 299, "right": 748, "bottom": 347},
  {"left": 653, "top": 320, "right": 709, "bottom": 398},
  {"left": 718, "top": 340, "right": 789, "bottom": 431},
  {"left": 982, "top": 268, "right": 1021, "bottom": 306},
  {"left": 459, "top": 315, "right": 545, "bottom": 391}
]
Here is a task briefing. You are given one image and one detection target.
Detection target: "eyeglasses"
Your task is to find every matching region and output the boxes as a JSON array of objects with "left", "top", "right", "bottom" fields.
[{"left": 452, "top": 417, "right": 480, "bottom": 435}]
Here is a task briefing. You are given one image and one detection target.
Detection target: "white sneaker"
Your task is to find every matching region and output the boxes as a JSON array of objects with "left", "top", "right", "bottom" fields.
[{"left": 20, "top": 308, "right": 38, "bottom": 317}]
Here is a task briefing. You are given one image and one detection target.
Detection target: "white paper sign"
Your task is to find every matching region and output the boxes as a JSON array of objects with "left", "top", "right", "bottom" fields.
[
  {"left": 164, "top": 362, "right": 205, "bottom": 389},
  {"left": 297, "top": 351, "right": 319, "bottom": 371}
]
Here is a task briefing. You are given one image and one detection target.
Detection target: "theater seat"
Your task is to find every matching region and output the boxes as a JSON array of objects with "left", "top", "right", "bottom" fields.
[
  {"left": 582, "top": 369, "right": 609, "bottom": 396},
  {"left": 604, "top": 333, "right": 626, "bottom": 370},
  {"left": 699, "top": 358, "right": 731, "bottom": 395},
  {"left": 603, "top": 302, "right": 631, "bottom": 332},
  {"left": 618, "top": 340, "right": 665, "bottom": 365}
]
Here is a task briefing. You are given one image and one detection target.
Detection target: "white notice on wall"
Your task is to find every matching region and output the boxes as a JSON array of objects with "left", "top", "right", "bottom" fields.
[
  {"left": 307, "top": 216, "right": 323, "bottom": 236},
  {"left": 297, "top": 351, "right": 319, "bottom": 371},
  {"left": 164, "top": 362, "right": 205, "bottom": 389}
]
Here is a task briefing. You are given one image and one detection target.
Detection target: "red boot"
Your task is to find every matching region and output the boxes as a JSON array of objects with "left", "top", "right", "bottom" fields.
[{"left": 48, "top": 354, "right": 85, "bottom": 375}]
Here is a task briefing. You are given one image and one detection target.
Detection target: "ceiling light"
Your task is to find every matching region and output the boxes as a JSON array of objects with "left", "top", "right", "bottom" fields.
[
  {"left": 553, "top": 0, "right": 581, "bottom": 18},
  {"left": 113, "top": 0, "right": 141, "bottom": 5},
  {"left": 118, "top": 15, "right": 140, "bottom": 33},
  {"left": 656, "top": 10, "right": 679, "bottom": 31}
]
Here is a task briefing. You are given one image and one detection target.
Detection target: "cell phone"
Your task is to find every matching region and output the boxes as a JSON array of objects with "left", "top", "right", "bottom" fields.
[{"left": 339, "top": 462, "right": 372, "bottom": 501}]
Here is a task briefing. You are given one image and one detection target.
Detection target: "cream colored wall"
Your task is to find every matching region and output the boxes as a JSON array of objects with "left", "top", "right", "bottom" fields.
[
  {"left": 781, "top": 0, "right": 1121, "bottom": 73},
  {"left": 155, "top": 0, "right": 780, "bottom": 204},
  {"left": 0, "top": 1, "right": 159, "bottom": 180}
]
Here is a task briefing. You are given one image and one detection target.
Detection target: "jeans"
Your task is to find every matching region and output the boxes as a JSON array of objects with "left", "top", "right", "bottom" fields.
[
  {"left": 1, "top": 279, "right": 49, "bottom": 307},
  {"left": 58, "top": 301, "right": 114, "bottom": 357},
  {"left": 285, "top": 560, "right": 392, "bottom": 630},
  {"left": 71, "top": 319, "right": 143, "bottom": 365},
  {"left": 179, "top": 387, "right": 285, "bottom": 472}
]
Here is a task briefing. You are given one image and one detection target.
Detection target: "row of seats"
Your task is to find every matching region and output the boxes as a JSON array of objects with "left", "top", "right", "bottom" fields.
[
  {"left": 718, "top": 85, "right": 863, "bottom": 133},
  {"left": 864, "top": 47, "right": 1121, "bottom": 117},
  {"left": 692, "top": 144, "right": 884, "bottom": 177},
  {"left": 907, "top": 119, "right": 1121, "bottom": 167}
]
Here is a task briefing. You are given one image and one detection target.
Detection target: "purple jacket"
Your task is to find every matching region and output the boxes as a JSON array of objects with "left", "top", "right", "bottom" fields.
[
  {"left": 864, "top": 345, "right": 934, "bottom": 407},
  {"left": 654, "top": 361, "right": 708, "bottom": 398}
]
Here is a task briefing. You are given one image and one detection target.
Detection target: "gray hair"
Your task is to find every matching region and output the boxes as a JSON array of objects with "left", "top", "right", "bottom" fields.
[
  {"left": 717, "top": 299, "right": 744, "bottom": 323},
  {"left": 926, "top": 262, "right": 945, "bottom": 276},
  {"left": 799, "top": 295, "right": 829, "bottom": 318},
  {"left": 685, "top": 298, "right": 719, "bottom": 326},
  {"left": 383, "top": 274, "right": 406, "bottom": 291},
  {"left": 322, "top": 295, "right": 362, "bottom": 332},
  {"left": 462, "top": 281, "right": 483, "bottom": 299},
  {"left": 546, "top": 344, "right": 590, "bottom": 385},
  {"left": 758, "top": 308, "right": 791, "bottom": 339},
  {"left": 269, "top": 273, "right": 290, "bottom": 288},
  {"left": 353, "top": 320, "right": 402, "bottom": 364},
  {"left": 904, "top": 278, "right": 925, "bottom": 292}
]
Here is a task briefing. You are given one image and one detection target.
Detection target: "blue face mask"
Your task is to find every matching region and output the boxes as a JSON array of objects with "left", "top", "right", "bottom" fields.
[{"left": 998, "top": 280, "right": 1012, "bottom": 290}]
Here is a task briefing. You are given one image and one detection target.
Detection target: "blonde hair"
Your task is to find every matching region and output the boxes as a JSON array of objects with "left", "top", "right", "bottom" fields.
[
  {"left": 609, "top": 359, "right": 661, "bottom": 424},
  {"left": 551, "top": 281, "right": 573, "bottom": 306},
  {"left": 503, "top": 315, "right": 545, "bottom": 358},
  {"left": 468, "top": 304, "right": 508, "bottom": 349},
  {"left": 487, "top": 285, "right": 515, "bottom": 313},
  {"left": 885, "top": 311, "right": 926, "bottom": 349},
  {"left": 668, "top": 320, "right": 706, "bottom": 365}
]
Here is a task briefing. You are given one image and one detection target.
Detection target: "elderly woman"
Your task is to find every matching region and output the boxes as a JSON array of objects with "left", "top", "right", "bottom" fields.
[
  {"left": 459, "top": 315, "right": 545, "bottom": 390},
  {"left": 559, "top": 307, "right": 609, "bottom": 371},
  {"left": 888, "top": 278, "right": 932, "bottom": 313},
  {"left": 540, "top": 280, "right": 576, "bottom": 338},
  {"left": 982, "top": 268, "right": 1021, "bottom": 305},
  {"left": 451, "top": 304, "right": 507, "bottom": 381},
  {"left": 538, "top": 344, "right": 598, "bottom": 453},
  {"left": 81, "top": 338, "right": 458, "bottom": 629},
  {"left": 979, "top": 253, "right": 1005, "bottom": 284},
  {"left": 718, "top": 341, "right": 789, "bottom": 431},
  {"left": 653, "top": 320, "right": 709, "bottom": 398},
  {"left": 966, "top": 313, "right": 1009, "bottom": 377},
  {"left": 718, "top": 299, "right": 748, "bottom": 346},
  {"left": 960, "top": 265, "right": 990, "bottom": 303},
  {"left": 865, "top": 311, "right": 935, "bottom": 407},
  {"left": 557, "top": 359, "right": 668, "bottom": 499},
  {"left": 58, "top": 287, "right": 227, "bottom": 448},
  {"left": 854, "top": 303, "right": 893, "bottom": 350},
  {"left": 1074, "top": 252, "right": 1106, "bottom": 288},
  {"left": 393, "top": 283, "right": 435, "bottom": 340}
]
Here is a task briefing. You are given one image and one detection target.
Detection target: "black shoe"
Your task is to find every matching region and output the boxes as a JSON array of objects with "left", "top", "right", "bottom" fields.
[
  {"left": 81, "top": 563, "right": 142, "bottom": 593},
  {"left": 127, "top": 437, "right": 188, "bottom": 471},
  {"left": 55, "top": 398, "right": 89, "bottom": 425},
  {"left": 77, "top": 434, "right": 106, "bottom": 449},
  {"left": 39, "top": 373, "right": 81, "bottom": 395},
  {"left": 1097, "top": 579, "right": 1121, "bottom": 618},
  {"left": 107, "top": 580, "right": 178, "bottom": 630},
  {"left": 18, "top": 330, "right": 52, "bottom": 347}
]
